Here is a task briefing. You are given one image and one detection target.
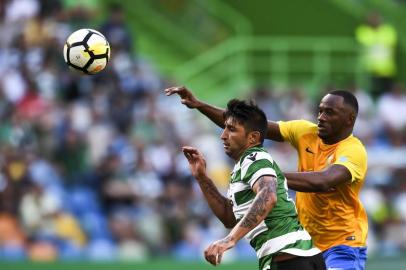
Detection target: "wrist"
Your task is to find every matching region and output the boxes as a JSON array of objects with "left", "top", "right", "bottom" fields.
[
  {"left": 224, "top": 234, "right": 238, "bottom": 245},
  {"left": 195, "top": 173, "right": 208, "bottom": 182},
  {"left": 194, "top": 99, "right": 207, "bottom": 110}
]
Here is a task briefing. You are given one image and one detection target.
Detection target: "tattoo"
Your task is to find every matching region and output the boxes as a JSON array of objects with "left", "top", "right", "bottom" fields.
[
  {"left": 240, "top": 176, "right": 277, "bottom": 228},
  {"left": 199, "top": 178, "right": 227, "bottom": 205},
  {"left": 267, "top": 176, "right": 278, "bottom": 194},
  {"left": 220, "top": 235, "right": 233, "bottom": 244}
]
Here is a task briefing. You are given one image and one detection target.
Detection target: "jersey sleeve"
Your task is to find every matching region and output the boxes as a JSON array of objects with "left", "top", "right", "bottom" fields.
[
  {"left": 334, "top": 142, "right": 368, "bottom": 183},
  {"left": 240, "top": 152, "right": 277, "bottom": 188},
  {"left": 277, "top": 120, "right": 315, "bottom": 149}
]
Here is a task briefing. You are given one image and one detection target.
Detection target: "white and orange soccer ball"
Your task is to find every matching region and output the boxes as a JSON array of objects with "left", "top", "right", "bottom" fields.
[{"left": 63, "top": 28, "right": 110, "bottom": 74}]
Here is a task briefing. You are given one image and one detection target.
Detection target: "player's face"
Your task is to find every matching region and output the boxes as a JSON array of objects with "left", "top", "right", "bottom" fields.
[
  {"left": 221, "top": 117, "right": 251, "bottom": 161},
  {"left": 317, "top": 94, "right": 352, "bottom": 143}
]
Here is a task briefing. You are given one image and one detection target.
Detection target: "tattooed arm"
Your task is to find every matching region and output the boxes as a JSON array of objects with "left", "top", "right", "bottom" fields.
[
  {"left": 204, "top": 175, "right": 278, "bottom": 265},
  {"left": 228, "top": 175, "right": 277, "bottom": 241},
  {"left": 193, "top": 174, "right": 237, "bottom": 228},
  {"left": 182, "top": 146, "right": 237, "bottom": 228}
]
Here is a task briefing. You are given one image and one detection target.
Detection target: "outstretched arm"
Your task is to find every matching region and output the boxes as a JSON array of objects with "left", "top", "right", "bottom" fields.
[
  {"left": 267, "top": 120, "right": 284, "bottom": 142},
  {"left": 285, "top": 164, "right": 352, "bottom": 192},
  {"left": 165, "top": 86, "right": 285, "bottom": 142},
  {"left": 204, "top": 175, "right": 277, "bottom": 266},
  {"left": 182, "top": 146, "right": 237, "bottom": 228},
  {"left": 165, "top": 86, "right": 225, "bottom": 128}
]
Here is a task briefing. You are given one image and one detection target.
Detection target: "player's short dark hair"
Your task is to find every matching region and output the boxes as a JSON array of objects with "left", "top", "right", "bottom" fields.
[
  {"left": 223, "top": 99, "right": 268, "bottom": 144},
  {"left": 328, "top": 90, "right": 359, "bottom": 115}
]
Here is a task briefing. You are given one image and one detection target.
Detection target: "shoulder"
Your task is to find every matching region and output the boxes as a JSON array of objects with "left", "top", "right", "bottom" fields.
[
  {"left": 356, "top": 24, "right": 370, "bottom": 34},
  {"left": 278, "top": 119, "right": 316, "bottom": 130},
  {"left": 338, "top": 136, "right": 367, "bottom": 156},
  {"left": 278, "top": 119, "right": 317, "bottom": 142},
  {"left": 239, "top": 148, "right": 276, "bottom": 176},
  {"left": 381, "top": 24, "right": 397, "bottom": 32},
  {"left": 240, "top": 148, "right": 274, "bottom": 168},
  {"left": 239, "top": 148, "right": 277, "bottom": 185},
  {"left": 335, "top": 136, "right": 368, "bottom": 182},
  {"left": 335, "top": 136, "right": 368, "bottom": 168}
]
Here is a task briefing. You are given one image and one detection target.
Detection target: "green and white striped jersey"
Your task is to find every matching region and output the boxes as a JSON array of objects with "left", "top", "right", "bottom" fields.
[{"left": 227, "top": 146, "right": 320, "bottom": 269}]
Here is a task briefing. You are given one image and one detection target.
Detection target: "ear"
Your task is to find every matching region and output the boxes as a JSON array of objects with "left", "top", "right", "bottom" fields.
[
  {"left": 249, "top": 131, "right": 261, "bottom": 144},
  {"left": 348, "top": 112, "right": 356, "bottom": 126}
]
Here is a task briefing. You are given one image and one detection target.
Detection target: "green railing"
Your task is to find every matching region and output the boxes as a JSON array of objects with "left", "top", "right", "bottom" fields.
[
  {"left": 329, "top": 0, "right": 406, "bottom": 86},
  {"left": 196, "top": 0, "right": 252, "bottom": 36},
  {"left": 106, "top": 1, "right": 366, "bottom": 103},
  {"left": 331, "top": 0, "right": 406, "bottom": 50},
  {"left": 120, "top": 0, "right": 251, "bottom": 70},
  {"left": 173, "top": 36, "right": 364, "bottom": 104},
  {"left": 127, "top": 0, "right": 205, "bottom": 56}
]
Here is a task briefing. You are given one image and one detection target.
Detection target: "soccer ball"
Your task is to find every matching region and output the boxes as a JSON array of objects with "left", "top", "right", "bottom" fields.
[{"left": 63, "top": 29, "right": 110, "bottom": 75}]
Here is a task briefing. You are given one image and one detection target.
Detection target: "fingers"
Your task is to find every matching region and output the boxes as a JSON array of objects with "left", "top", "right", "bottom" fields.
[
  {"left": 182, "top": 146, "right": 200, "bottom": 157},
  {"left": 183, "top": 150, "right": 191, "bottom": 161},
  {"left": 204, "top": 248, "right": 216, "bottom": 265},
  {"left": 182, "top": 146, "right": 197, "bottom": 153},
  {"left": 164, "top": 86, "right": 185, "bottom": 96},
  {"left": 183, "top": 150, "right": 193, "bottom": 162},
  {"left": 204, "top": 245, "right": 223, "bottom": 266},
  {"left": 217, "top": 252, "right": 223, "bottom": 265},
  {"left": 182, "top": 146, "right": 198, "bottom": 161}
]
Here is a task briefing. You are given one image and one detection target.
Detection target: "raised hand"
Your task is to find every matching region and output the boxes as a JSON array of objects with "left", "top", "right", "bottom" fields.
[
  {"left": 164, "top": 86, "right": 201, "bottom": 108},
  {"left": 182, "top": 146, "right": 207, "bottom": 179}
]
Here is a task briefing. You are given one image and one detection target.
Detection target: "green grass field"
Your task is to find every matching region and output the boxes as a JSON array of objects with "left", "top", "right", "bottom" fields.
[{"left": 0, "top": 256, "right": 405, "bottom": 270}]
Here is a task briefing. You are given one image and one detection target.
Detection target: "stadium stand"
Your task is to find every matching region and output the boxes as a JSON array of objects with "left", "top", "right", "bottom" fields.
[{"left": 0, "top": 0, "right": 406, "bottom": 269}]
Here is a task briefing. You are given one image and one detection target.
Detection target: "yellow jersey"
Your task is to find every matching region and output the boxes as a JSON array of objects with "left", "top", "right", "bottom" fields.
[{"left": 278, "top": 120, "right": 368, "bottom": 251}]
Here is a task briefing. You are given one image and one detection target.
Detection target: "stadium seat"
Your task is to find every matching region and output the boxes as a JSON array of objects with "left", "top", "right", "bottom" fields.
[
  {"left": 79, "top": 211, "right": 112, "bottom": 240},
  {"left": 58, "top": 242, "right": 83, "bottom": 261},
  {"left": 86, "top": 238, "right": 117, "bottom": 261},
  {"left": 0, "top": 244, "right": 27, "bottom": 261},
  {"left": 67, "top": 187, "right": 101, "bottom": 217}
]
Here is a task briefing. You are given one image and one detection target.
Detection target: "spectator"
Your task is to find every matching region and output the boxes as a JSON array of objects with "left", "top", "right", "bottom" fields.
[
  {"left": 376, "top": 83, "right": 406, "bottom": 145},
  {"left": 356, "top": 11, "right": 398, "bottom": 99},
  {"left": 100, "top": 3, "right": 134, "bottom": 53}
]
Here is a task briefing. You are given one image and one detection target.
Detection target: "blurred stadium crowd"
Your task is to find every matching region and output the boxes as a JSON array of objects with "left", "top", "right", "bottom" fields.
[{"left": 1, "top": 0, "right": 406, "bottom": 262}]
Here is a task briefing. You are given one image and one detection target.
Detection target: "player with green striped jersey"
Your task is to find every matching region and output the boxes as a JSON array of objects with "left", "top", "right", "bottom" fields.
[
  {"left": 182, "top": 99, "right": 325, "bottom": 270},
  {"left": 230, "top": 146, "right": 320, "bottom": 269}
]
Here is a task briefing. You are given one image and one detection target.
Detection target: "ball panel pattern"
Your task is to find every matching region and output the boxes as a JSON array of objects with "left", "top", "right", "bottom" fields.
[{"left": 63, "top": 29, "right": 110, "bottom": 74}]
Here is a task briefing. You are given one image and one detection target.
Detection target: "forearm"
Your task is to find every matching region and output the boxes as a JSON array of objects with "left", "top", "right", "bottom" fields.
[
  {"left": 195, "top": 101, "right": 225, "bottom": 128},
  {"left": 196, "top": 175, "right": 236, "bottom": 228},
  {"left": 266, "top": 121, "right": 284, "bottom": 142},
  {"left": 227, "top": 188, "right": 276, "bottom": 242},
  {"left": 284, "top": 171, "right": 329, "bottom": 192},
  {"left": 285, "top": 164, "right": 352, "bottom": 192}
]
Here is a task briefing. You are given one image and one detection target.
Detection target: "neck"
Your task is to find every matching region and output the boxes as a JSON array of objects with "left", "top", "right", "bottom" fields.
[{"left": 322, "top": 130, "right": 352, "bottom": 145}]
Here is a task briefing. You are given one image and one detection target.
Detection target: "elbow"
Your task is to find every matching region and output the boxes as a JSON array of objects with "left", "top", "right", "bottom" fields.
[
  {"left": 222, "top": 219, "right": 237, "bottom": 229},
  {"left": 313, "top": 173, "right": 335, "bottom": 192},
  {"left": 271, "top": 194, "right": 277, "bottom": 207},
  {"left": 221, "top": 213, "right": 237, "bottom": 229},
  {"left": 316, "top": 182, "right": 331, "bottom": 192},
  {"left": 223, "top": 222, "right": 235, "bottom": 229}
]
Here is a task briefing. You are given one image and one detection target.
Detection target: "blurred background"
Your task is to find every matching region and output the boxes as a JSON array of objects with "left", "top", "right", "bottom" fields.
[{"left": 1, "top": 0, "right": 406, "bottom": 269}]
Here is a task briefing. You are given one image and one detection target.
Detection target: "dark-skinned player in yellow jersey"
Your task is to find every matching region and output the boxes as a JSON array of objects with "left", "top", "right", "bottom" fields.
[{"left": 165, "top": 86, "right": 368, "bottom": 270}]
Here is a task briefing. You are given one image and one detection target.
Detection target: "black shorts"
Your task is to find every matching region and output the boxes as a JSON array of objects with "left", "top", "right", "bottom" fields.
[{"left": 270, "top": 253, "right": 326, "bottom": 270}]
